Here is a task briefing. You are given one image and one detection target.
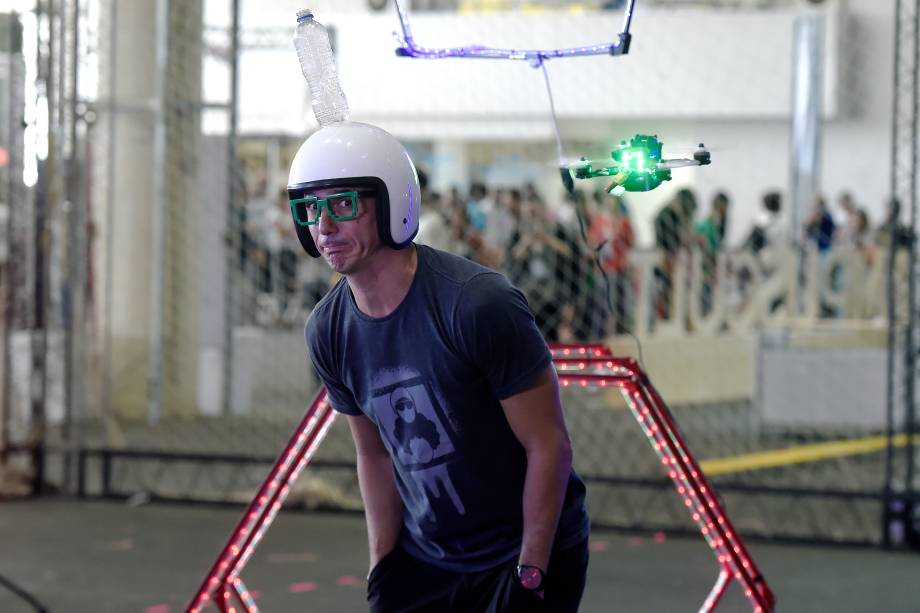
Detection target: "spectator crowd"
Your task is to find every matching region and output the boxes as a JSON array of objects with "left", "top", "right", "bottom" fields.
[{"left": 238, "top": 168, "right": 910, "bottom": 339}]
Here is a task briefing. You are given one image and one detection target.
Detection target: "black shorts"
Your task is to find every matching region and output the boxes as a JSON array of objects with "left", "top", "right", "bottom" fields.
[{"left": 367, "top": 537, "right": 589, "bottom": 613}]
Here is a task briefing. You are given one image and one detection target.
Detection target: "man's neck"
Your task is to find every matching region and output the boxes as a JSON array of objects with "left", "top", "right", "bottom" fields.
[{"left": 347, "top": 244, "right": 418, "bottom": 318}]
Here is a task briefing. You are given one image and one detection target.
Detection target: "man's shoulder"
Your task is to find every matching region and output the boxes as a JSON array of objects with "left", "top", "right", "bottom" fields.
[
  {"left": 305, "top": 277, "right": 348, "bottom": 339},
  {"left": 314, "top": 275, "right": 348, "bottom": 311},
  {"left": 419, "top": 244, "right": 498, "bottom": 288}
]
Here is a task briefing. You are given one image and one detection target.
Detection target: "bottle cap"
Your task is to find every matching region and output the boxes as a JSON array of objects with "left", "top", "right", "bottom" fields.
[{"left": 296, "top": 9, "right": 314, "bottom": 22}]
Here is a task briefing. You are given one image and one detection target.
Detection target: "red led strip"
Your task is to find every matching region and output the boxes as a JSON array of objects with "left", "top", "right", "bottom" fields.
[
  {"left": 188, "top": 343, "right": 774, "bottom": 612},
  {"left": 551, "top": 343, "right": 775, "bottom": 612},
  {"left": 187, "top": 389, "right": 335, "bottom": 613}
]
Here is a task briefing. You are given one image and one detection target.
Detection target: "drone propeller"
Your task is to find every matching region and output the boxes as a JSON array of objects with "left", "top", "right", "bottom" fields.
[{"left": 667, "top": 142, "right": 724, "bottom": 152}]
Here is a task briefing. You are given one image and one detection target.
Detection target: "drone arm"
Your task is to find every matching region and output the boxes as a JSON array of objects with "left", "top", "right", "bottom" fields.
[
  {"left": 659, "top": 158, "right": 703, "bottom": 170},
  {"left": 573, "top": 165, "right": 624, "bottom": 179}
]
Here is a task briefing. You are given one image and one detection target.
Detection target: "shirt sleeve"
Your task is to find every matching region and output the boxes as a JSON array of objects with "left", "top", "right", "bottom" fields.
[
  {"left": 452, "top": 272, "right": 552, "bottom": 400},
  {"left": 304, "top": 313, "right": 361, "bottom": 416}
]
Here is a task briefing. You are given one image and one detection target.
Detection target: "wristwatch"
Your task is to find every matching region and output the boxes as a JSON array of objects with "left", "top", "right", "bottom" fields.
[{"left": 515, "top": 564, "right": 545, "bottom": 591}]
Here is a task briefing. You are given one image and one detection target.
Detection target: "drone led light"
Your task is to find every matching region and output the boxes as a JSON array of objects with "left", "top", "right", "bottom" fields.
[
  {"left": 393, "top": 0, "right": 636, "bottom": 62},
  {"left": 570, "top": 133, "right": 710, "bottom": 194},
  {"left": 624, "top": 149, "right": 647, "bottom": 172}
]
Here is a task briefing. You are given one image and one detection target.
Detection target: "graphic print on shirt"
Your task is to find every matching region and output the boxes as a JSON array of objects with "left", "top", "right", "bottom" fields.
[{"left": 370, "top": 375, "right": 465, "bottom": 518}]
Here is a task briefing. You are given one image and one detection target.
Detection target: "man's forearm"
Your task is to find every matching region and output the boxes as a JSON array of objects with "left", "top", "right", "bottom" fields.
[
  {"left": 357, "top": 452, "right": 404, "bottom": 568},
  {"left": 519, "top": 435, "right": 573, "bottom": 570}
]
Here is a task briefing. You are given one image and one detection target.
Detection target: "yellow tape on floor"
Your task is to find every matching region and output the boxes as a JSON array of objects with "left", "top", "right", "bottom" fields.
[{"left": 699, "top": 433, "right": 920, "bottom": 476}]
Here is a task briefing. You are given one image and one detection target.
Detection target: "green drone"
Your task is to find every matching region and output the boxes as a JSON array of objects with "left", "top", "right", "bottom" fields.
[{"left": 564, "top": 134, "right": 711, "bottom": 196}]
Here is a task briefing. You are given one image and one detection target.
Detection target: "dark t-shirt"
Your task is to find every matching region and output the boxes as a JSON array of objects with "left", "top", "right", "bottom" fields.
[
  {"left": 806, "top": 210, "right": 836, "bottom": 252},
  {"left": 305, "top": 244, "right": 589, "bottom": 572}
]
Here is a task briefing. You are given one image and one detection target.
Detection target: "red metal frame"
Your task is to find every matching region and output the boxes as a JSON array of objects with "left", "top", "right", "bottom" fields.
[
  {"left": 187, "top": 390, "right": 336, "bottom": 613},
  {"left": 188, "top": 342, "right": 775, "bottom": 613},
  {"left": 550, "top": 343, "right": 775, "bottom": 613}
]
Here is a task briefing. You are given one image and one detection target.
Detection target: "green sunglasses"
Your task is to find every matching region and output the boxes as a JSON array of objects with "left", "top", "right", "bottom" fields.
[{"left": 289, "top": 191, "right": 363, "bottom": 226}]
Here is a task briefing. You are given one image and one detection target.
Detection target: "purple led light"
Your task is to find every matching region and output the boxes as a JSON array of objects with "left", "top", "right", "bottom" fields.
[
  {"left": 406, "top": 181, "right": 414, "bottom": 227},
  {"left": 393, "top": 0, "right": 634, "bottom": 62}
]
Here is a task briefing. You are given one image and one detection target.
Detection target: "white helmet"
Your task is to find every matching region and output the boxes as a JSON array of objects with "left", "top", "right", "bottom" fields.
[{"left": 287, "top": 122, "right": 421, "bottom": 257}]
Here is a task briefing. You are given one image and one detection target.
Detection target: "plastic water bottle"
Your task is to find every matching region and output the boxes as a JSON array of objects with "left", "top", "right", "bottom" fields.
[{"left": 293, "top": 9, "right": 350, "bottom": 126}]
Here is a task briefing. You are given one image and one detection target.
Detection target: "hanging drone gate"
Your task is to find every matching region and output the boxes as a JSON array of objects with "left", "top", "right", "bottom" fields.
[
  {"left": 392, "top": 0, "right": 634, "bottom": 61},
  {"left": 187, "top": 343, "right": 775, "bottom": 613}
]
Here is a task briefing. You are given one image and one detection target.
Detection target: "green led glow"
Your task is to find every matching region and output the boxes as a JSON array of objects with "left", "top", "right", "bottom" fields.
[
  {"left": 621, "top": 149, "right": 648, "bottom": 172},
  {"left": 570, "top": 134, "right": 672, "bottom": 193}
]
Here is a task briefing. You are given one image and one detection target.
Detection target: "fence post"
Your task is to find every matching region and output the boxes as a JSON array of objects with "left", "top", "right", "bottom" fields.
[{"left": 101, "top": 449, "right": 112, "bottom": 498}]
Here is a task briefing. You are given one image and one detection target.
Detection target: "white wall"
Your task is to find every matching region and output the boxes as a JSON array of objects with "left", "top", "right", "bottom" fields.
[
  {"left": 228, "top": 0, "right": 896, "bottom": 246},
  {"left": 821, "top": 1, "right": 893, "bottom": 228}
]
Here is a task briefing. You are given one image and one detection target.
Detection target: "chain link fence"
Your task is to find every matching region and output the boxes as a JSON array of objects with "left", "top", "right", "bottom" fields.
[
  {"left": 884, "top": 0, "right": 920, "bottom": 549},
  {"left": 0, "top": 0, "right": 917, "bottom": 548}
]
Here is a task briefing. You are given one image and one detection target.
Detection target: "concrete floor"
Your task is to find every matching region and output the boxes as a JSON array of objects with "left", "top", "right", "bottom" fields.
[{"left": 0, "top": 498, "right": 918, "bottom": 613}]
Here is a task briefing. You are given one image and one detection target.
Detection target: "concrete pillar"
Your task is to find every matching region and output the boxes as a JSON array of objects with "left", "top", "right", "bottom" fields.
[
  {"left": 789, "top": 14, "right": 824, "bottom": 244},
  {"left": 94, "top": 0, "right": 156, "bottom": 419},
  {"left": 95, "top": 0, "right": 202, "bottom": 419},
  {"left": 160, "top": 0, "right": 203, "bottom": 418}
]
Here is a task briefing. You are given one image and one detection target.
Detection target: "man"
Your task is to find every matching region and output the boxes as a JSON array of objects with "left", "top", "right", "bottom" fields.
[
  {"left": 588, "top": 191, "right": 634, "bottom": 334},
  {"left": 693, "top": 192, "right": 730, "bottom": 314},
  {"left": 653, "top": 188, "right": 698, "bottom": 318},
  {"left": 804, "top": 194, "right": 836, "bottom": 253},
  {"left": 288, "top": 122, "right": 589, "bottom": 613}
]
